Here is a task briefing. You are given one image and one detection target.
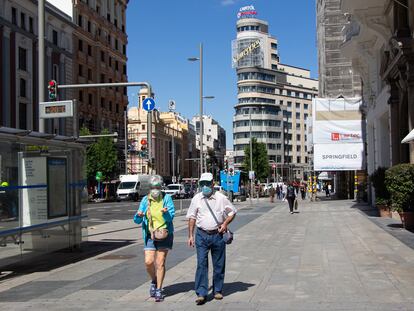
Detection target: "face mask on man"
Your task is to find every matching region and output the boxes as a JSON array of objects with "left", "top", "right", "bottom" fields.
[
  {"left": 151, "top": 189, "right": 161, "bottom": 198},
  {"left": 202, "top": 185, "right": 213, "bottom": 197}
]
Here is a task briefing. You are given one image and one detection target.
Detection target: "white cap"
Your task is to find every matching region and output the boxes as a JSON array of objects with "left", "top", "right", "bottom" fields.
[{"left": 199, "top": 172, "right": 213, "bottom": 182}]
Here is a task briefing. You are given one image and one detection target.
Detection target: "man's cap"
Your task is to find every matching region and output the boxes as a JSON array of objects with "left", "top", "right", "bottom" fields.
[{"left": 199, "top": 173, "right": 213, "bottom": 182}]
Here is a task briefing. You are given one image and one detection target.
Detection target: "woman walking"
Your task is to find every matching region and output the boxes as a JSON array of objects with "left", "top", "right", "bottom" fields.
[
  {"left": 134, "top": 175, "right": 175, "bottom": 302},
  {"left": 284, "top": 181, "right": 296, "bottom": 214}
]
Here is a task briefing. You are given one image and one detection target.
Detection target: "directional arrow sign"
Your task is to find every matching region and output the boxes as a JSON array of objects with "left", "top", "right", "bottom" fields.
[{"left": 142, "top": 98, "right": 155, "bottom": 112}]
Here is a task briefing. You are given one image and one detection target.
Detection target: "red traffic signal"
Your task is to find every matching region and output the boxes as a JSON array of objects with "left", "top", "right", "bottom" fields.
[
  {"left": 140, "top": 139, "right": 147, "bottom": 145},
  {"left": 48, "top": 80, "right": 57, "bottom": 100}
]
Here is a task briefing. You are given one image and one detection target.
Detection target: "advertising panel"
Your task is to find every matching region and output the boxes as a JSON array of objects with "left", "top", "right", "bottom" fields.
[
  {"left": 232, "top": 37, "right": 264, "bottom": 68},
  {"left": 312, "top": 97, "right": 364, "bottom": 171},
  {"left": 314, "top": 143, "right": 364, "bottom": 171},
  {"left": 20, "top": 157, "right": 48, "bottom": 226},
  {"left": 312, "top": 98, "right": 362, "bottom": 144}
]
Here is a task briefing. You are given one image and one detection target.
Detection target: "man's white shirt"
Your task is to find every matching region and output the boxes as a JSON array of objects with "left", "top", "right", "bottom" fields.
[{"left": 186, "top": 191, "right": 237, "bottom": 231}]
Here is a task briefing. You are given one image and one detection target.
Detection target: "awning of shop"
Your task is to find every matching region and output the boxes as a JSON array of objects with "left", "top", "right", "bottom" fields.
[{"left": 401, "top": 129, "right": 414, "bottom": 143}]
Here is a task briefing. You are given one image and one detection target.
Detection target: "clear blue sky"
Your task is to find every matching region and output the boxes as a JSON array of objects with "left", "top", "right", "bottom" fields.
[{"left": 126, "top": 0, "right": 317, "bottom": 149}]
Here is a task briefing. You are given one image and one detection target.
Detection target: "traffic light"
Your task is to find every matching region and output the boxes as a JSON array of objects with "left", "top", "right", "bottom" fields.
[{"left": 48, "top": 80, "right": 57, "bottom": 100}]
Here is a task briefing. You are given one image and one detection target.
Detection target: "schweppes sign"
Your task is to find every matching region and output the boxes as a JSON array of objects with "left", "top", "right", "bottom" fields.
[{"left": 233, "top": 39, "right": 260, "bottom": 63}]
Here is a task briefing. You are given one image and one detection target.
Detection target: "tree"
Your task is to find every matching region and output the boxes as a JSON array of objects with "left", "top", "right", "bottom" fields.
[
  {"left": 81, "top": 127, "right": 118, "bottom": 181},
  {"left": 243, "top": 138, "right": 269, "bottom": 181}
]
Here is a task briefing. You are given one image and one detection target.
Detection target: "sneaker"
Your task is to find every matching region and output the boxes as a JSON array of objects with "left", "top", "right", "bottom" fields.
[
  {"left": 290, "top": 211, "right": 294, "bottom": 214},
  {"left": 214, "top": 292, "right": 224, "bottom": 300},
  {"left": 154, "top": 288, "right": 164, "bottom": 302},
  {"left": 195, "top": 296, "right": 206, "bottom": 305},
  {"left": 149, "top": 282, "right": 156, "bottom": 298}
]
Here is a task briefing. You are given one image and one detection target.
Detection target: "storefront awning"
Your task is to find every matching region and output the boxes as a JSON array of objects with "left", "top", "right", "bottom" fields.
[{"left": 401, "top": 129, "right": 414, "bottom": 143}]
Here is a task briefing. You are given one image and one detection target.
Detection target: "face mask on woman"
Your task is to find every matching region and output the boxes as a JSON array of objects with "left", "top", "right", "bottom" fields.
[
  {"left": 151, "top": 189, "right": 161, "bottom": 198},
  {"left": 202, "top": 185, "right": 213, "bottom": 197}
]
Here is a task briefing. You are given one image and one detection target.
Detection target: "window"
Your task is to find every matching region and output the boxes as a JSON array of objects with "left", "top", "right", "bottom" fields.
[
  {"left": 109, "top": 78, "right": 112, "bottom": 88},
  {"left": 296, "top": 103, "right": 300, "bottom": 109},
  {"left": 109, "top": 101, "right": 112, "bottom": 111},
  {"left": 78, "top": 64, "right": 83, "bottom": 76},
  {"left": 87, "top": 21, "right": 91, "bottom": 32},
  {"left": 271, "top": 42, "right": 277, "bottom": 50},
  {"left": 122, "top": 25, "right": 125, "bottom": 32},
  {"left": 100, "top": 74, "right": 105, "bottom": 83},
  {"left": 114, "top": 19, "right": 118, "bottom": 27},
  {"left": 21, "top": 12, "right": 26, "bottom": 30},
  {"left": 88, "top": 45, "right": 92, "bottom": 56},
  {"left": 18, "top": 47, "right": 27, "bottom": 71},
  {"left": 115, "top": 39, "right": 118, "bottom": 50},
  {"left": 88, "top": 93, "right": 93, "bottom": 106},
  {"left": 142, "top": 124, "right": 145, "bottom": 130},
  {"left": 296, "top": 113, "right": 300, "bottom": 119},
  {"left": 108, "top": 56, "right": 112, "bottom": 67},
  {"left": 123, "top": 64, "right": 127, "bottom": 75},
  {"left": 297, "top": 156, "right": 301, "bottom": 163},
  {"left": 304, "top": 113, "right": 308, "bottom": 120},
  {"left": 107, "top": 13, "right": 111, "bottom": 22},
  {"left": 19, "top": 103, "right": 27, "bottom": 130},
  {"left": 116, "top": 104, "right": 119, "bottom": 113},
  {"left": 79, "top": 90, "right": 83, "bottom": 102},
  {"left": 12, "top": 7, "right": 17, "bottom": 25},
  {"left": 271, "top": 64, "right": 277, "bottom": 70},
  {"left": 297, "top": 146, "right": 301, "bottom": 152},
  {"left": 107, "top": 34, "right": 111, "bottom": 44},
  {"left": 78, "top": 39, "right": 83, "bottom": 52},
  {"left": 52, "top": 30, "right": 58, "bottom": 45},
  {"left": 101, "top": 51, "right": 105, "bottom": 62},
  {"left": 115, "top": 61, "right": 119, "bottom": 71},
  {"left": 20, "top": 78, "right": 26, "bottom": 97},
  {"left": 123, "top": 44, "right": 126, "bottom": 55},
  {"left": 287, "top": 102, "right": 292, "bottom": 107},
  {"left": 96, "top": 6, "right": 100, "bottom": 14},
  {"left": 297, "top": 134, "right": 301, "bottom": 141},
  {"left": 304, "top": 103, "right": 308, "bottom": 110},
  {"left": 101, "top": 97, "right": 105, "bottom": 108},
  {"left": 88, "top": 68, "right": 92, "bottom": 80},
  {"left": 29, "top": 17, "right": 33, "bottom": 33},
  {"left": 78, "top": 14, "right": 83, "bottom": 27}
]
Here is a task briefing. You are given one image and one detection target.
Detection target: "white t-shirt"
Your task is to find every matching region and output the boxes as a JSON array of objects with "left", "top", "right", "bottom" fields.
[{"left": 186, "top": 192, "right": 237, "bottom": 231}]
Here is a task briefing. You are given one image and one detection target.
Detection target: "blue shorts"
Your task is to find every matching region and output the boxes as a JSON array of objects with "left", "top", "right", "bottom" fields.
[{"left": 144, "top": 233, "right": 174, "bottom": 251}]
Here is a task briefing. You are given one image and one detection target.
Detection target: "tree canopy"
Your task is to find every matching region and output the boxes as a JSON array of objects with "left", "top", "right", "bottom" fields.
[
  {"left": 242, "top": 138, "right": 269, "bottom": 181},
  {"left": 80, "top": 127, "right": 118, "bottom": 181}
]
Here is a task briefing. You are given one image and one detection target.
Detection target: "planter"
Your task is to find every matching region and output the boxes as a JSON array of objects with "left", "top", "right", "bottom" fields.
[
  {"left": 398, "top": 211, "right": 414, "bottom": 230},
  {"left": 377, "top": 204, "right": 391, "bottom": 218}
]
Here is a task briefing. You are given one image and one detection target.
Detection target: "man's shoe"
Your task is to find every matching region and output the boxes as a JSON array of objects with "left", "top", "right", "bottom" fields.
[
  {"left": 214, "top": 292, "right": 223, "bottom": 300},
  {"left": 149, "top": 282, "right": 156, "bottom": 297},
  {"left": 195, "top": 296, "right": 206, "bottom": 305},
  {"left": 154, "top": 288, "right": 164, "bottom": 302},
  {"left": 290, "top": 211, "right": 294, "bottom": 214}
]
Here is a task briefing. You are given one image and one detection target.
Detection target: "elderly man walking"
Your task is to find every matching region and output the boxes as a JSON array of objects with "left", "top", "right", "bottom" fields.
[{"left": 186, "top": 173, "right": 237, "bottom": 305}]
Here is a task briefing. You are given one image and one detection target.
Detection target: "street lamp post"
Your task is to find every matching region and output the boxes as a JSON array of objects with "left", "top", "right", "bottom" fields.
[{"left": 188, "top": 44, "right": 214, "bottom": 178}]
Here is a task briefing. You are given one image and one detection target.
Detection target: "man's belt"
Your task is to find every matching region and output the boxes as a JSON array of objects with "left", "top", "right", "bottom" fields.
[{"left": 198, "top": 227, "right": 219, "bottom": 235}]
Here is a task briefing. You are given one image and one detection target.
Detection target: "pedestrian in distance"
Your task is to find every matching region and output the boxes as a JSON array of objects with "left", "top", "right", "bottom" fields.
[
  {"left": 276, "top": 185, "right": 281, "bottom": 200},
  {"left": 284, "top": 181, "right": 297, "bottom": 214},
  {"left": 186, "top": 172, "right": 237, "bottom": 305},
  {"left": 269, "top": 184, "right": 275, "bottom": 203},
  {"left": 133, "top": 175, "right": 175, "bottom": 302},
  {"left": 300, "top": 184, "right": 306, "bottom": 200}
]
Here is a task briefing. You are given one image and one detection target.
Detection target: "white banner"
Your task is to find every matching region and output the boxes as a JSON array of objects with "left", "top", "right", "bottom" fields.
[
  {"left": 312, "top": 98, "right": 363, "bottom": 144},
  {"left": 314, "top": 143, "right": 364, "bottom": 171}
]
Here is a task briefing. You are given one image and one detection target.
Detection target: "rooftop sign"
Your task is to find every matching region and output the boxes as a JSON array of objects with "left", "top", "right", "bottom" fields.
[{"left": 237, "top": 5, "right": 257, "bottom": 19}]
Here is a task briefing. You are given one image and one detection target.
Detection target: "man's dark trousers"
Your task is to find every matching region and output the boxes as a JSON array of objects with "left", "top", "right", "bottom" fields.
[{"left": 195, "top": 228, "right": 226, "bottom": 297}]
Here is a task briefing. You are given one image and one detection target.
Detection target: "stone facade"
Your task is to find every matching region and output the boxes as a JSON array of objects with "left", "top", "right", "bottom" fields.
[{"left": 0, "top": 0, "right": 74, "bottom": 134}]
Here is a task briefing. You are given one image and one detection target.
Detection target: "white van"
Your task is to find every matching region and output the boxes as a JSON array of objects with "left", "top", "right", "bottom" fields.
[{"left": 116, "top": 174, "right": 151, "bottom": 201}]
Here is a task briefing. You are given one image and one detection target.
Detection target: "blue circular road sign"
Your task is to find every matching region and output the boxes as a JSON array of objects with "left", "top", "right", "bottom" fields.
[{"left": 142, "top": 98, "right": 156, "bottom": 112}]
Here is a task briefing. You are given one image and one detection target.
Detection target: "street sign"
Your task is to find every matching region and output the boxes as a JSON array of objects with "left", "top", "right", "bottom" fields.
[
  {"left": 249, "top": 171, "right": 255, "bottom": 180},
  {"left": 142, "top": 98, "right": 155, "bottom": 112},
  {"left": 168, "top": 100, "right": 176, "bottom": 111},
  {"left": 95, "top": 171, "right": 103, "bottom": 181},
  {"left": 39, "top": 100, "right": 73, "bottom": 119}
]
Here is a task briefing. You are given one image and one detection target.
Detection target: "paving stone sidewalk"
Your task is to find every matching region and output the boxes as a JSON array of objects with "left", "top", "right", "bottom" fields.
[{"left": 1, "top": 199, "right": 414, "bottom": 310}]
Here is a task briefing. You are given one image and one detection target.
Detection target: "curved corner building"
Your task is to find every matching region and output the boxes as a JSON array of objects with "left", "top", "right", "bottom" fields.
[{"left": 232, "top": 15, "right": 318, "bottom": 180}]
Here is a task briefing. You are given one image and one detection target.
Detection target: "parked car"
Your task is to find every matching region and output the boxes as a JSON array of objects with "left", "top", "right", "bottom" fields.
[{"left": 163, "top": 184, "right": 186, "bottom": 199}]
